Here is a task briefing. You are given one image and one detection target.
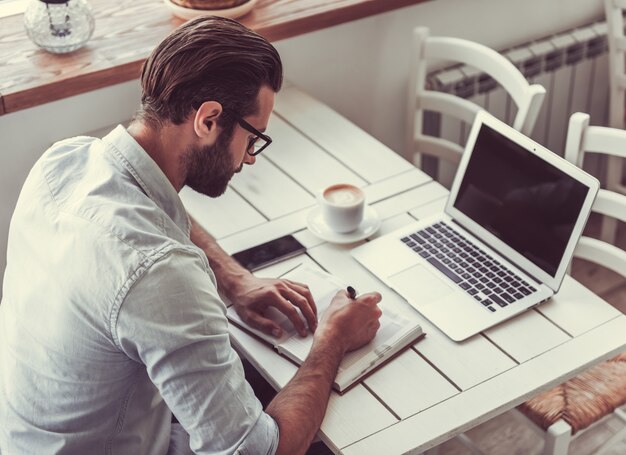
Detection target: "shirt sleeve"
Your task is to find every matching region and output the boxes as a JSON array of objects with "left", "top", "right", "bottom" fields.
[{"left": 114, "top": 248, "right": 279, "bottom": 455}]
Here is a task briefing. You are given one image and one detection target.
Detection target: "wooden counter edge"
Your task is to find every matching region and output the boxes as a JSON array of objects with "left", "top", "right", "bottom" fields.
[
  {"left": 0, "top": 0, "right": 428, "bottom": 116},
  {"left": 2, "top": 61, "right": 143, "bottom": 114}
]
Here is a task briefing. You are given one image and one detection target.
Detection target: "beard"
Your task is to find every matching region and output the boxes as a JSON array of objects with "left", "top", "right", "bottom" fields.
[{"left": 180, "top": 130, "right": 240, "bottom": 198}]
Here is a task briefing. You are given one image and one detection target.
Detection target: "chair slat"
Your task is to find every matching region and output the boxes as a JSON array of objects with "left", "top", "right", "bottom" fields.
[
  {"left": 575, "top": 237, "right": 626, "bottom": 277},
  {"left": 593, "top": 189, "right": 626, "bottom": 224},
  {"left": 414, "top": 136, "right": 464, "bottom": 164},
  {"left": 584, "top": 126, "right": 626, "bottom": 159},
  {"left": 417, "top": 90, "right": 481, "bottom": 124}
]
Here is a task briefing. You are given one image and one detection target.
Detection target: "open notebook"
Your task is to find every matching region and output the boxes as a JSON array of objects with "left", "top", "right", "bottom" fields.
[{"left": 227, "top": 265, "right": 424, "bottom": 393}]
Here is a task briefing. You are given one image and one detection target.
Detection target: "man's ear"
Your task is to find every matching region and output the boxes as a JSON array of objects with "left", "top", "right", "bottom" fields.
[{"left": 193, "top": 101, "right": 223, "bottom": 142}]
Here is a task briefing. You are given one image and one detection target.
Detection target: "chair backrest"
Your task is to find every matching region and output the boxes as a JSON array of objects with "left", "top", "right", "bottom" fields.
[
  {"left": 406, "top": 27, "right": 546, "bottom": 167},
  {"left": 605, "top": 0, "right": 626, "bottom": 130},
  {"left": 564, "top": 112, "right": 626, "bottom": 275}
]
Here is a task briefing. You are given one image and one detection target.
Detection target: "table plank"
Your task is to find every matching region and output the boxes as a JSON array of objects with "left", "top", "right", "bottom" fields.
[
  {"left": 537, "top": 275, "right": 622, "bottom": 336},
  {"left": 274, "top": 86, "right": 413, "bottom": 182},
  {"left": 230, "top": 155, "right": 315, "bottom": 219},
  {"left": 411, "top": 317, "right": 517, "bottom": 392},
  {"left": 265, "top": 116, "right": 366, "bottom": 194},
  {"left": 363, "top": 169, "right": 431, "bottom": 204},
  {"left": 293, "top": 227, "right": 325, "bottom": 250},
  {"left": 218, "top": 207, "right": 311, "bottom": 255},
  {"left": 371, "top": 181, "right": 448, "bottom": 220},
  {"left": 343, "top": 315, "right": 626, "bottom": 455},
  {"left": 408, "top": 196, "right": 448, "bottom": 221},
  {"left": 180, "top": 186, "right": 265, "bottom": 239},
  {"left": 483, "top": 309, "right": 570, "bottom": 363},
  {"left": 371, "top": 213, "right": 415, "bottom": 238},
  {"left": 253, "top": 253, "right": 320, "bottom": 280},
  {"left": 363, "top": 349, "right": 459, "bottom": 420},
  {"left": 321, "top": 386, "right": 398, "bottom": 452}
]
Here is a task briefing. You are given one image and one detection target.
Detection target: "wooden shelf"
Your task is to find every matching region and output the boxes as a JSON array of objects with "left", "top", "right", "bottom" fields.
[{"left": 0, "top": 0, "right": 428, "bottom": 115}]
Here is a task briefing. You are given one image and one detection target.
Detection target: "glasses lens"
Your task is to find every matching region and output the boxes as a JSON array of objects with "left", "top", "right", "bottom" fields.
[
  {"left": 249, "top": 136, "right": 266, "bottom": 155},
  {"left": 248, "top": 137, "right": 258, "bottom": 150}
]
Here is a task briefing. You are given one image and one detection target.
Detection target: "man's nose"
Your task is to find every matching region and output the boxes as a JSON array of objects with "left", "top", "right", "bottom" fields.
[{"left": 244, "top": 153, "right": 256, "bottom": 165}]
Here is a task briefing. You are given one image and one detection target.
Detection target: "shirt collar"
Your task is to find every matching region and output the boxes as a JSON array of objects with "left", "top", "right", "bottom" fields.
[{"left": 102, "top": 125, "right": 190, "bottom": 235}]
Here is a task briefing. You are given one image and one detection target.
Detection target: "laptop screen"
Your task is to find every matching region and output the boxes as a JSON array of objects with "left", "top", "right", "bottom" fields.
[{"left": 453, "top": 123, "right": 590, "bottom": 277}]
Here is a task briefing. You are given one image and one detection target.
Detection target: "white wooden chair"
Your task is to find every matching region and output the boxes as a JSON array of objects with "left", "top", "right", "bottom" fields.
[
  {"left": 514, "top": 112, "right": 626, "bottom": 455},
  {"left": 406, "top": 27, "right": 546, "bottom": 183},
  {"left": 603, "top": 0, "right": 626, "bottom": 242},
  {"left": 564, "top": 112, "right": 626, "bottom": 270}
]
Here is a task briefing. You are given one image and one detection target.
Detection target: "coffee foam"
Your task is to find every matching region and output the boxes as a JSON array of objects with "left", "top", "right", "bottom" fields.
[{"left": 323, "top": 185, "right": 363, "bottom": 206}]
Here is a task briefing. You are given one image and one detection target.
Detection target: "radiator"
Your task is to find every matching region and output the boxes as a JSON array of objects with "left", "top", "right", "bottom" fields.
[{"left": 424, "top": 20, "right": 610, "bottom": 183}]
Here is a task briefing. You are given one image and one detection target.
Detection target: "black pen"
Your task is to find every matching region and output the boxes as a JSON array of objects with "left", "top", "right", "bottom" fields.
[{"left": 346, "top": 286, "right": 357, "bottom": 300}]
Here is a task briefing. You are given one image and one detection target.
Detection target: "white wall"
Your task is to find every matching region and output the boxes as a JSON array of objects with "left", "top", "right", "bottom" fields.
[
  {"left": 275, "top": 0, "right": 604, "bottom": 155},
  {"left": 0, "top": 0, "right": 604, "bottom": 293}
]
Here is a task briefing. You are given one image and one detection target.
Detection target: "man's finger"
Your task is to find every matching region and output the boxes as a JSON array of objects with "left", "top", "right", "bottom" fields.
[
  {"left": 279, "top": 286, "right": 317, "bottom": 334},
  {"left": 356, "top": 291, "right": 382, "bottom": 305},
  {"left": 282, "top": 279, "right": 317, "bottom": 316},
  {"left": 266, "top": 293, "right": 309, "bottom": 336}
]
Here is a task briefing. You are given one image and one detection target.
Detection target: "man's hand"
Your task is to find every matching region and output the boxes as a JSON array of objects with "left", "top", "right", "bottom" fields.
[
  {"left": 316, "top": 290, "right": 383, "bottom": 354},
  {"left": 188, "top": 216, "right": 317, "bottom": 338},
  {"left": 228, "top": 273, "right": 317, "bottom": 338}
]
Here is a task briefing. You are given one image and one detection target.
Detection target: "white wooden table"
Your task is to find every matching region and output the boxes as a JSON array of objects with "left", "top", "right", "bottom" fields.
[{"left": 181, "top": 84, "right": 626, "bottom": 454}]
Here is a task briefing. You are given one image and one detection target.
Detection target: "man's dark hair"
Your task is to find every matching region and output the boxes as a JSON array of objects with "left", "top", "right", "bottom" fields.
[{"left": 137, "top": 16, "right": 283, "bottom": 133}]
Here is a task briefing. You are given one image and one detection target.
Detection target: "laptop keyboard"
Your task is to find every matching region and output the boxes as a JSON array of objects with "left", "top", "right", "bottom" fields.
[{"left": 401, "top": 221, "right": 537, "bottom": 313}]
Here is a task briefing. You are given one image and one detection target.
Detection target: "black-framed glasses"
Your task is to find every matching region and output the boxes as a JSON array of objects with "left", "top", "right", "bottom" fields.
[
  {"left": 221, "top": 109, "right": 272, "bottom": 156},
  {"left": 192, "top": 102, "right": 272, "bottom": 156}
]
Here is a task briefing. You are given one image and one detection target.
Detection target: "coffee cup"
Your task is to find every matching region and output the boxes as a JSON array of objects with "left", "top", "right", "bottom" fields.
[{"left": 319, "top": 183, "right": 365, "bottom": 233}]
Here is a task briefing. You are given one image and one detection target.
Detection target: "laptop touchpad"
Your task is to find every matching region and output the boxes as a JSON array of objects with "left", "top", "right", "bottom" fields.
[{"left": 389, "top": 264, "right": 453, "bottom": 306}]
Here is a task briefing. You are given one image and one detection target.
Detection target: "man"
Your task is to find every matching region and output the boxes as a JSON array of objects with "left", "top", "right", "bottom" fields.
[{"left": 0, "top": 16, "right": 382, "bottom": 455}]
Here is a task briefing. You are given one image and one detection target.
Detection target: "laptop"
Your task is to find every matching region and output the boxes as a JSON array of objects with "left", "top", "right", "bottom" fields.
[{"left": 351, "top": 111, "right": 599, "bottom": 341}]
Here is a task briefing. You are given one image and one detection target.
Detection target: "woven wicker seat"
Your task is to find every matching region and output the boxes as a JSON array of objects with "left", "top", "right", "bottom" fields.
[{"left": 518, "top": 352, "right": 626, "bottom": 434}]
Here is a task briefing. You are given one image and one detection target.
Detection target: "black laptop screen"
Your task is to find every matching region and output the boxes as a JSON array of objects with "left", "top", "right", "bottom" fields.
[{"left": 453, "top": 123, "right": 589, "bottom": 277}]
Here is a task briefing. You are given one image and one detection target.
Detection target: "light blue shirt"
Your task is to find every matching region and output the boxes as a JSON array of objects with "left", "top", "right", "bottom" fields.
[{"left": 0, "top": 126, "right": 279, "bottom": 455}]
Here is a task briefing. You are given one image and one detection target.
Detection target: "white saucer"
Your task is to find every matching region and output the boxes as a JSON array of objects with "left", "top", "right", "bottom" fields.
[
  {"left": 306, "top": 206, "right": 381, "bottom": 244},
  {"left": 164, "top": 0, "right": 258, "bottom": 20}
]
